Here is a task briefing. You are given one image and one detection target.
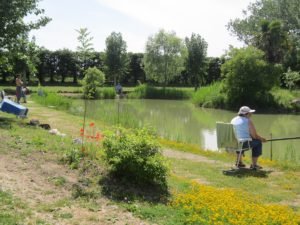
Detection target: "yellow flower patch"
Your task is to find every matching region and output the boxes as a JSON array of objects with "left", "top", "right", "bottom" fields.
[{"left": 171, "top": 182, "right": 300, "bottom": 225}]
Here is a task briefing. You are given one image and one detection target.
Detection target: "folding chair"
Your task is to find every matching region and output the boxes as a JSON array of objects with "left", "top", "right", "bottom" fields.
[{"left": 216, "top": 122, "right": 251, "bottom": 169}]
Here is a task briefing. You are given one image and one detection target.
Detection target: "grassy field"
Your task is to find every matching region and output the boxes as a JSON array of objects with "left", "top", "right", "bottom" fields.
[{"left": 0, "top": 97, "right": 299, "bottom": 224}]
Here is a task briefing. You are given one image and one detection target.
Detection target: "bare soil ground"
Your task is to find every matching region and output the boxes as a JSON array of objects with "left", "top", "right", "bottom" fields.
[
  {"left": 0, "top": 102, "right": 150, "bottom": 224},
  {"left": 0, "top": 150, "right": 149, "bottom": 225}
]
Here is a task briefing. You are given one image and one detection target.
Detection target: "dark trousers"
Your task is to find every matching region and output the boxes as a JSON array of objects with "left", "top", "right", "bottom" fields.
[{"left": 242, "top": 139, "right": 262, "bottom": 157}]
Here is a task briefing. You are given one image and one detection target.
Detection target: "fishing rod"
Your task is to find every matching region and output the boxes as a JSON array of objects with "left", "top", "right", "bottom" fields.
[
  {"left": 266, "top": 136, "right": 300, "bottom": 142},
  {"left": 267, "top": 135, "right": 300, "bottom": 161}
]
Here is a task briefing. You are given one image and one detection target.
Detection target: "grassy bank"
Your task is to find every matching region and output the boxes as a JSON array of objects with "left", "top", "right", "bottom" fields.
[
  {"left": 2, "top": 83, "right": 300, "bottom": 111},
  {"left": 192, "top": 83, "right": 300, "bottom": 112},
  {"left": 128, "top": 84, "right": 192, "bottom": 100},
  {"left": 0, "top": 98, "right": 299, "bottom": 224}
]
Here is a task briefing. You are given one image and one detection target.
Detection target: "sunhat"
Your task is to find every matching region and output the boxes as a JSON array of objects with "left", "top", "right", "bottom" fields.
[{"left": 238, "top": 106, "right": 255, "bottom": 114}]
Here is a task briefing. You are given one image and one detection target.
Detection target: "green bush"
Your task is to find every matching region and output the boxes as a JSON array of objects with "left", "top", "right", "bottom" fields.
[
  {"left": 82, "top": 67, "right": 105, "bottom": 99},
  {"left": 96, "top": 87, "right": 116, "bottom": 99},
  {"left": 61, "top": 148, "right": 85, "bottom": 169},
  {"left": 128, "top": 84, "right": 191, "bottom": 99},
  {"left": 191, "top": 82, "right": 225, "bottom": 108},
  {"left": 283, "top": 69, "right": 300, "bottom": 90},
  {"left": 103, "top": 127, "right": 169, "bottom": 189},
  {"left": 221, "top": 46, "right": 282, "bottom": 108},
  {"left": 271, "top": 88, "right": 299, "bottom": 111}
]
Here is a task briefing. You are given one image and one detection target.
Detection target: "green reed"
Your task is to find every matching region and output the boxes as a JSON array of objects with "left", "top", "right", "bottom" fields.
[{"left": 128, "top": 84, "right": 192, "bottom": 100}]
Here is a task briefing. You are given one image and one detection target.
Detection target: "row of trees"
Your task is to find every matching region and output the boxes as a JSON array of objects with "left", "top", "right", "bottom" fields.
[
  {"left": 0, "top": 0, "right": 221, "bottom": 88},
  {"left": 1, "top": 0, "right": 299, "bottom": 91}
]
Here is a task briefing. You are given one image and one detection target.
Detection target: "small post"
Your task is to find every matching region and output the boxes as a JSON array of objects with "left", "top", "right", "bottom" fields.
[
  {"left": 117, "top": 97, "right": 120, "bottom": 125},
  {"left": 270, "top": 133, "right": 273, "bottom": 161},
  {"left": 81, "top": 99, "right": 87, "bottom": 151}
]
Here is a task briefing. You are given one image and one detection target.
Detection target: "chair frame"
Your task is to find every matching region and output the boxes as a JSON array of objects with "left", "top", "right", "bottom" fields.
[{"left": 216, "top": 122, "right": 251, "bottom": 168}]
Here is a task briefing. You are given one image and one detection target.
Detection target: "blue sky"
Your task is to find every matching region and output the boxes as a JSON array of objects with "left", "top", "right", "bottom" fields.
[{"left": 29, "top": 0, "right": 254, "bottom": 57}]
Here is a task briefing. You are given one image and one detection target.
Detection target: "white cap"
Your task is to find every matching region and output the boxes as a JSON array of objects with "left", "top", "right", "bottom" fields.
[{"left": 238, "top": 106, "right": 255, "bottom": 115}]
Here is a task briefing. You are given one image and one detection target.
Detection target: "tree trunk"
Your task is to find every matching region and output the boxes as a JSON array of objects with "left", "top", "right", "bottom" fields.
[{"left": 114, "top": 74, "right": 117, "bottom": 86}]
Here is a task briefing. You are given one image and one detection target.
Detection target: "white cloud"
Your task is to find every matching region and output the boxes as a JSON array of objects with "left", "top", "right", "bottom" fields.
[
  {"left": 30, "top": 0, "right": 253, "bottom": 56},
  {"left": 95, "top": 0, "right": 252, "bottom": 56}
]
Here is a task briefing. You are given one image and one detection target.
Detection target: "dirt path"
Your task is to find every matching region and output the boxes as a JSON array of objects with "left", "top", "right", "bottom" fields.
[
  {"left": 163, "top": 148, "right": 232, "bottom": 166},
  {"left": 0, "top": 149, "right": 149, "bottom": 225}
]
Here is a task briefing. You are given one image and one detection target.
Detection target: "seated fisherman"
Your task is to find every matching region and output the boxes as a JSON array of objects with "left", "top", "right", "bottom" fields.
[{"left": 231, "top": 106, "right": 266, "bottom": 169}]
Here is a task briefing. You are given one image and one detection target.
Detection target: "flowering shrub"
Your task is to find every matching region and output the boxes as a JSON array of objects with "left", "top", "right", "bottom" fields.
[
  {"left": 79, "top": 122, "right": 104, "bottom": 160},
  {"left": 103, "top": 127, "right": 169, "bottom": 189},
  {"left": 62, "top": 122, "right": 104, "bottom": 168},
  {"left": 80, "top": 122, "right": 104, "bottom": 143},
  {"left": 171, "top": 182, "right": 300, "bottom": 225}
]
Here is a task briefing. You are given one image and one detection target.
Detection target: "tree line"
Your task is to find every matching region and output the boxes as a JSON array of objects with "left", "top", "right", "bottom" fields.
[{"left": 1, "top": 0, "right": 300, "bottom": 91}]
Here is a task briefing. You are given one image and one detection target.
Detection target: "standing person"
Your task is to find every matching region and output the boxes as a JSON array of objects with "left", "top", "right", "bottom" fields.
[
  {"left": 15, "top": 74, "right": 23, "bottom": 104},
  {"left": 21, "top": 86, "right": 28, "bottom": 103},
  {"left": 115, "top": 83, "right": 123, "bottom": 95},
  {"left": 231, "top": 106, "right": 266, "bottom": 169}
]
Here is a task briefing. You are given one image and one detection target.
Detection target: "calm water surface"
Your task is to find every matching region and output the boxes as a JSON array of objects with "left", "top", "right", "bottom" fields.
[{"left": 75, "top": 99, "right": 300, "bottom": 162}]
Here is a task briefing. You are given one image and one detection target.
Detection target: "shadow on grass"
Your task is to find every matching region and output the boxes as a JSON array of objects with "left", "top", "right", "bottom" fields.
[
  {"left": 222, "top": 168, "right": 273, "bottom": 178},
  {"left": 99, "top": 174, "right": 170, "bottom": 204},
  {"left": 0, "top": 117, "right": 14, "bottom": 129}
]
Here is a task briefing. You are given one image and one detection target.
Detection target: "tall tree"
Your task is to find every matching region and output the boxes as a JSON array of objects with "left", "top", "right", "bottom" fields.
[
  {"left": 76, "top": 27, "right": 94, "bottom": 79},
  {"left": 227, "top": 0, "right": 298, "bottom": 70},
  {"left": 206, "top": 57, "right": 224, "bottom": 85},
  {"left": 185, "top": 33, "right": 208, "bottom": 91},
  {"left": 126, "top": 53, "right": 145, "bottom": 85},
  {"left": 36, "top": 48, "right": 52, "bottom": 84},
  {"left": 227, "top": 0, "right": 300, "bottom": 45},
  {"left": 143, "top": 29, "right": 186, "bottom": 87},
  {"left": 0, "top": 0, "right": 51, "bottom": 50},
  {"left": 255, "top": 20, "right": 289, "bottom": 64},
  {"left": 55, "top": 49, "right": 78, "bottom": 83},
  {"left": 0, "top": 52, "right": 13, "bottom": 82},
  {"left": 10, "top": 35, "right": 40, "bottom": 84},
  {"left": 105, "top": 32, "right": 128, "bottom": 86}
]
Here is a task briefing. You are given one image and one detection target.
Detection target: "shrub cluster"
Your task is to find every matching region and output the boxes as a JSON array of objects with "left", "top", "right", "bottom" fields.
[
  {"left": 96, "top": 87, "right": 116, "bottom": 99},
  {"left": 82, "top": 67, "right": 105, "bottom": 99},
  {"left": 191, "top": 82, "right": 225, "bottom": 108},
  {"left": 103, "top": 127, "right": 169, "bottom": 189}
]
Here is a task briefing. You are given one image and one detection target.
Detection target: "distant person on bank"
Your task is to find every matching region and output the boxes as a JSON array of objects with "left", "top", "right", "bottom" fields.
[
  {"left": 231, "top": 106, "right": 266, "bottom": 169},
  {"left": 115, "top": 83, "right": 123, "bottom": 95},
  {"left": 15, "top": 74, "right": 23, "bottom": 104}
]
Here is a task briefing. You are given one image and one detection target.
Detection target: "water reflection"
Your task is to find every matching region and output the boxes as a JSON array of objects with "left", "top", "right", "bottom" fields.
[{"left": 76, "top": 99, "right": 300, "bottom": 161}]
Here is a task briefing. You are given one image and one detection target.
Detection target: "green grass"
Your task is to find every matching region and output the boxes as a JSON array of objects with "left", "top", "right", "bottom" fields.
[
  {"left": 96, "top": 87, "right": 116, "bottom": 99},
  {"left": 191, "top": 82, "right": 225, "bottom": 108},
  {"left": 31, "top": 92, "right": 73, "bottom": 110},
  {"left": 1, "top": 98, "right": 299, "bottom": 224},
  {"left": 0, "top": 190, "right": 29, "bottom": 224},
  {"left": 123, "top": 201, "right": 186, "bottom": 225},
  {"left": 0, "top": 85, "right": 82, "bottom": 94},
  {"left": 128, "top": 84, "right": 192, "bottom": 99},
  {"left": 271, "top": 88, "right": 300, "bottom": 111},
  {"left": 170, "top": 158, "right": 300, "bottom": 203}
]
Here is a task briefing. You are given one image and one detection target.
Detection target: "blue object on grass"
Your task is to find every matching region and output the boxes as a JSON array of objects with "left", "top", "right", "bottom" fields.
[{"left": 0, "top": 98, "right": 28, "bottom": 117}]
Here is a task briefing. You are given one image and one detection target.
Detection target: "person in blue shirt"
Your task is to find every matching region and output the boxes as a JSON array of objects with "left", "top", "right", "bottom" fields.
[
  {"left": 115, "top": 83, "right": 123, "bottom": 95},
  {"left": 231, "top": 106, "right": 266, "bottom": 169}
]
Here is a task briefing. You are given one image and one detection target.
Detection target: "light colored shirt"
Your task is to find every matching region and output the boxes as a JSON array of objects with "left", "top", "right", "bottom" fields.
[
  {"left": 231, "top": 116, "right": 251, "bottom": 140},
  {"left": 16, "top": 78, "right": 23, "bottom": 87}
]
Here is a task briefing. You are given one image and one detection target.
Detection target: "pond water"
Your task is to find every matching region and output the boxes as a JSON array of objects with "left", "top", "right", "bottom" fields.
[{"left": 73, "top": 99, "right": 300, "bottom": 162}]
